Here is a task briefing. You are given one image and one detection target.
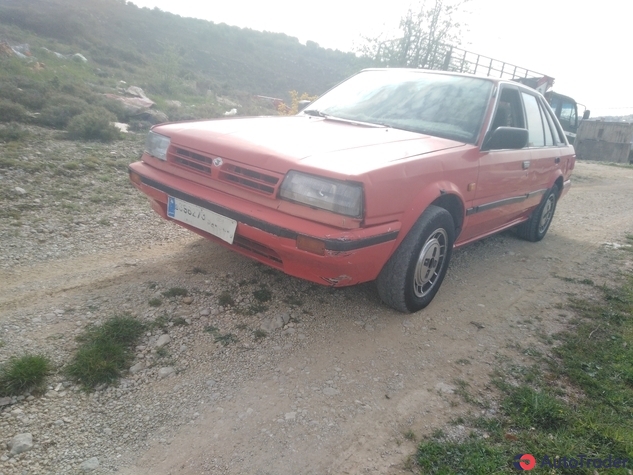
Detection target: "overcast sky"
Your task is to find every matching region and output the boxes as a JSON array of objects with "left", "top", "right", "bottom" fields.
[{"left": 129, "top": 0, "right": 632, "bottom": 117}]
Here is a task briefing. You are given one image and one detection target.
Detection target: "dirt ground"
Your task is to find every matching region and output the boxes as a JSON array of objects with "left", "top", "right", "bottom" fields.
[{"left": 2, "top": 161, "right": 633, "bottom": 475}]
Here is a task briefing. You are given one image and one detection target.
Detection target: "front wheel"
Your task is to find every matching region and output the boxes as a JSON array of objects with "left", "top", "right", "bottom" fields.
[
  {"left": 377, "top": 205, "right": 455, "bottom": 313},
  {"left": 516, "top": 186, "right": 558, "bottom": 242}
]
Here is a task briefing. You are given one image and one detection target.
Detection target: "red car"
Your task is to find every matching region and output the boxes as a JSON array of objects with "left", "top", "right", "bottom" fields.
[{"left": 129, "top": 69, "right": 574, "bottom": 312}]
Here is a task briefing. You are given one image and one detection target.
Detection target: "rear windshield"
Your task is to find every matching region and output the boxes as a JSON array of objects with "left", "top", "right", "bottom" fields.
[{"left": 306, "top": 70, "right": 493, "bottom": 143}]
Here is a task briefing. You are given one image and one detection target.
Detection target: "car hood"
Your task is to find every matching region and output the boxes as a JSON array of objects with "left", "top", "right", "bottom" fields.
[{"left": 154, "top": 115, "right": 467, "bottom": 176}]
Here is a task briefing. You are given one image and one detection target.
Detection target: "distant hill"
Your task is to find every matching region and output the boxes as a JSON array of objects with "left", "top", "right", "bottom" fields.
[{"left": 0, "top": 0, "right": 369, "bottom": 99}]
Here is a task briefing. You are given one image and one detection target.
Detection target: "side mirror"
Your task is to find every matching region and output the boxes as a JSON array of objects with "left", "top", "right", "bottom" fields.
[
  {"left": 582, "top": 110, "right": 591, "bottom": 120},
  {"left": 482, "top": 127, "right": 529, "bottom": 151},
  {"left": 297, "top": 100, "right": 311, "bottom": 112}
]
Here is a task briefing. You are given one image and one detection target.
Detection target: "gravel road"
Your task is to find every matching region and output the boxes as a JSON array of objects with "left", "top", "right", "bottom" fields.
[{"left": 1, "top": 127, "right": 633, "bottom": 474}]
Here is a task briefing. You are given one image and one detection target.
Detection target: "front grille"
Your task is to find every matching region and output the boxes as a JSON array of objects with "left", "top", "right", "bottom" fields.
[
  {"left": 219, "top": 165, "right": 279, "bottom": 196},
  {"left": 172, "top": 148, "right": 213, "bottom": 175},
  {"left": 170, "top": 147, "right": 281, "bottom": 196}
]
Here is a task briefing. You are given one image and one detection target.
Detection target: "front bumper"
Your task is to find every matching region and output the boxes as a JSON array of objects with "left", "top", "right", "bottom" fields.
[{"left": 129, "top": 162, "right": 400, "bottom": 286}]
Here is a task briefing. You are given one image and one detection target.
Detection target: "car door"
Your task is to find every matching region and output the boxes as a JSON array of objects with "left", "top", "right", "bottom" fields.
[
  {"left": 460, "top": 85, "right": 532, "bottom": 242},
  {"left": 520, "top": 91, "right": 571, "bottom": 210}
]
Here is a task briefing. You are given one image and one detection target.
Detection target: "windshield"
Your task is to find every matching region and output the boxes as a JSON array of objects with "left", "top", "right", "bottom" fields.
[{"left": 305, "top": 70, "right": 493, "bottom": 143}]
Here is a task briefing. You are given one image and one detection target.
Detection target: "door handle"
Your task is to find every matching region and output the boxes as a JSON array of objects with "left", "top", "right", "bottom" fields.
[
  {"left": 555, "top": 157, "right": 561, "bottom": 164},
  {"left": 522, "top": 160, "right": 530, "bottom": 170}
]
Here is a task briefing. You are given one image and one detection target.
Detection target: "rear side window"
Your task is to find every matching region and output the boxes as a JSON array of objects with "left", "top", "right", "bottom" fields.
[
  {"left": 540, "top": 99, "right": 566, "bottom": 145},
  {"left": 521, "top": 93, "right": 545, "bottom": 147}
]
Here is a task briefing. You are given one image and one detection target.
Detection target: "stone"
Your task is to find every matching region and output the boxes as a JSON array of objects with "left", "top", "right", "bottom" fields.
[
  {"left": 155, "top": 334, "right": 171, "bottom": 348},
  {"left": 9, "top": 433, "right": 33, "bottom": 455},
  {"left": 435, "top": 382, "right": 455, "bottom": 394},
  {"left": 182, "top": 296, "right": 194, "bottom": 305},
  {"left": 200, "top": 308, "right": 210, "bottom": 316},
  {"left": 261, "top": 315, "right": 284, "bottom": 332},
  {"left": 284, "top": 412, "right": 296, "bottom": 421},
  {"left": 80, "top": 457, "right": 99, "bottom": 472},
  {"left": 129, "top": 362, "right": 146, "bottom": 374},
  {"left": 322, "top": 387, "right": 340, "bottom": 396},
  {"left": 281, "top": 312, "right": 291, "bottom": 325},
  {"left": 15, "top": 186, "right": 27, "bottom": 195},
  {"left": 158, "top": 367, "right": 175, "bottom": 378}
]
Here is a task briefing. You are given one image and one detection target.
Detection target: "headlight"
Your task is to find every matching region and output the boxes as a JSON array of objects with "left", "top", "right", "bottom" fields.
[
  {"left": 145, "top": 131, "right": 170, "bottom": 161},
  {"left": 279, "top": 171, "right": 363, "bottom": 218}
]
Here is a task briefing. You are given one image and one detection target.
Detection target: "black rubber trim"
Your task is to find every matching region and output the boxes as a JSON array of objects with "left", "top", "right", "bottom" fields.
[
  {"left": 466, "top": 189, "right": 547, "bottom": 216},
  {"left": 135, "top": 172, "right": 398, "bottom": 251}
]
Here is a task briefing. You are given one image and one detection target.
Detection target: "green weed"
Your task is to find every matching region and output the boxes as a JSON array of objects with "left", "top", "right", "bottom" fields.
[
  {"left": 218, "top": 291, "right": 235, "bottom": 307},
  {"left": 65, "top": 315, "right": 145, "bottom": 388},
  {"left": 214, "top": 333, "right": 237, "bottom": 346},
  {"left": 0, "top": 355, "right": 51, "bottom": 396},
  {"left": 162, "top": 287, "right": 188, "bottom": 298}
]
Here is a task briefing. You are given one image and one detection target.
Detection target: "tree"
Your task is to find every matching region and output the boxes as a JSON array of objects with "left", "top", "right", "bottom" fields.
[{"left": 359, "top": 0, "right": 467, "bottom": 70}]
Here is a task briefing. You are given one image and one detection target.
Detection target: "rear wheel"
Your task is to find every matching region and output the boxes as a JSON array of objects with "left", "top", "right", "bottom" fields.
[
  {"left": 377, "top": 206, "right": 455, "bottom": 313},
  {"left": 516, "top": 186, "right": 558, "bottom": 242}
]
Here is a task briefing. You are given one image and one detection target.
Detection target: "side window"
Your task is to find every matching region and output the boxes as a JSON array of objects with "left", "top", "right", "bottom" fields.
[
  {"left": 540, "top": 98, "right": 566, "bottom": 145},
  {"left": 521, "top": 92, "right": 545, "bottom": 147},
  {"left": 539, "top": 104, "right": 554, "bottom": 146},
  {"left": 491, "top": 87, "right": 524, "bottom": 130},
  {"left": 559, "top": 102, "right": 576, "bottom": 130}
]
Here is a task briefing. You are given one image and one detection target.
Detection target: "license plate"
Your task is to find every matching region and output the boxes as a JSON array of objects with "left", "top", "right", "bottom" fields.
[{"left": 167, "top": 196, "right": 237, "bottom": 244}]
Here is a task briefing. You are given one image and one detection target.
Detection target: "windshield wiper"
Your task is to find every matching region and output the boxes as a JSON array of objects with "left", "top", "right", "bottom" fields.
[
  {"left": 303, "top": 109, "right": 328, "bottom": 117},
  {"left": 303, "top": 109, "right": 388, "bottom": 128}
]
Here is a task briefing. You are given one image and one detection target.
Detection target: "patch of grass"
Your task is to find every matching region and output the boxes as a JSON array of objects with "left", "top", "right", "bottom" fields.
[
  {"left": 65, "top": 315, "right": 145, "bottom": 389},
  {"left": 236, "top": 323, "right": 248, "bottom": 330},
  {"left": 162, "top": 287, "right": 188, "bottom": 298},
  {"left": 155, "top": 347, "right": 169, "bottom": 358},
  {"left": 554, "top": 274, "right": 595, "bottom": 286},
  {"left": 253, "top": 287, "right": 272, "bottom": 302},
  {"left": 0, "top": 123, "right": 28, "bottom": 143},
  {"left": 171, "top": 317, "right": 188, "bottom": 326},
  {"left": 148, "top": 298, "right": 162, "bottom": 307},
  {"left": 415, "top": 272, "right": 633, "bottom": 474},
  {"left": 218, "top": 291, "right": 235, "bottom": 307},
  {"left": 417, "top": 438, "right": 508, "bottom": 474},
  {"left": 404, "top": 429, "right": 416, "bottom": 441},
  {"left": 0, "top": 355, "right": 51, "bottom": 396},
  {"left": 150, "top": 315, "right": 169, "bottom": 330},
  {"left": 453, "top": 379, "right": 485, "bottom": 407},
  {"left": 254, "top": 329, "right": 267, "bottom": 341},
  {"left": 97, "top": 218, "right": 111, "bottom": 226},
  {"left": 283, "top": 295, "right": 304, "bottom": 307},
  {"left": 191, "top": 266, "right": 207, "bottom": 275},
  {"left": 67, "top": 109, "right": 120, "bottom": 142},
  {"left": 204, "top": 325, "right": 219, "bottom": 334},
  {"left": 214, "top": 333, "right": 237, "bottom": 346},
  {"left": 455, "top": 358, "right": 471, "bottom": 365}
]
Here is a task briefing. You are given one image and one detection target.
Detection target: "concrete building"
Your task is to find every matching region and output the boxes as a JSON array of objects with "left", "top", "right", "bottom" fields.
[{"left": 575, "top": 120, "right": 633, "bottom": 163}]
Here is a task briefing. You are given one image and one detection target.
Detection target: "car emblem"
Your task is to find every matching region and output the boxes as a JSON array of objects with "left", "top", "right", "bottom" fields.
[{"left": 213, "top": 157, "right": 223, "bottom": 167}]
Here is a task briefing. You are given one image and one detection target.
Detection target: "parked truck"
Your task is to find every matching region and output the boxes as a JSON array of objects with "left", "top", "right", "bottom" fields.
[{"left": 428, "top": 44, "right": 589, "bottom": 143}]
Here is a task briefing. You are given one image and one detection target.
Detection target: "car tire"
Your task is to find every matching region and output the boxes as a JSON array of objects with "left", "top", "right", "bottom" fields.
[
  {"left": 516, "top": 186, "right": 558, "bottom": 242},
  {"left": 377, "top": 205, "right": 455, "bottom": 313}
]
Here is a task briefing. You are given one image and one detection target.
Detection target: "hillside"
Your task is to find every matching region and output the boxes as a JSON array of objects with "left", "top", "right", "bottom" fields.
[{"left": 0, "top": 0, "right": 371, "bottom": 138}]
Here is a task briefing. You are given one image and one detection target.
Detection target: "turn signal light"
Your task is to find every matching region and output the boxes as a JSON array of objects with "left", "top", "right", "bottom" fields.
[{"left": 296, "top": 235, "right": 325, "bottom": 255}]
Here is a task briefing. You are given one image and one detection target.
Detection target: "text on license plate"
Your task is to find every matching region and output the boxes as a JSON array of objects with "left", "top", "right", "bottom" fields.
[{"left": 167, "top": 196, "right": 237, "bottom": 244}]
